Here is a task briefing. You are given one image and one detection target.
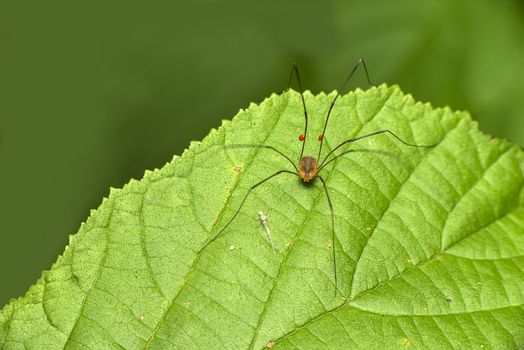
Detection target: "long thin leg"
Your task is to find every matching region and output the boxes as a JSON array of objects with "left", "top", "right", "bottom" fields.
[
  {"left": 319, "top": 129, "right": 438, "bottom": 169},
  {"left": 317, "top": 58, "right": 375, "bottom": 161},
  {"left": 318, "top": 148, "right": 399, "bottom": 173},
  {"left": 224, "top": 144, "right": 298, "bottom": 173},
  {"left": 318, "top": 175, "right": 338, "bottom": 296},
  {"left": 287, "top": 63, "right": 309, "bottom": 161},
  {"left": 199, "top": 170, "right": 298, "bottom": 253}
]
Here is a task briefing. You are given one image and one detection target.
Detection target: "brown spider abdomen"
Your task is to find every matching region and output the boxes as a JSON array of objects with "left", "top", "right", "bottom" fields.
[{"left": 298, "top": 156, "right": 319, "bottom": 182}]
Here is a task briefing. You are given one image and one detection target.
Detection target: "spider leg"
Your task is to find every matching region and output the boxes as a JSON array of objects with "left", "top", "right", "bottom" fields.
[
  {"left": 317, "top": 58, "right": 375, "bottom": 161},
  {"left": 317, "top": 175, "right": 340, "bottom": 296},
  {"left": 199, "top": 169, "right": 298, "bottom": 253},
  {"left": 318, "top": 148, "right": 399, "bottom": 173},
  {"left": 319, "top": 129, "right": 438, "bottom": 169},
  {"left": 286, "top": 63, "right": 309, "bottom": 160},
  {"left": 224, "top": 144, "right": 298, "bottom": 173}
]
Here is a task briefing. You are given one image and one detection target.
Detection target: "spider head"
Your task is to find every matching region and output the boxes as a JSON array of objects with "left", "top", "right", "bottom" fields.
[{"left": 298, "top": 156, "right": 318, "bottom": 182}]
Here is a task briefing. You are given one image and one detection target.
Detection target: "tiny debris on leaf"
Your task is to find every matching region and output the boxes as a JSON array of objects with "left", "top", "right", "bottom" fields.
[{"left": 401, "top": 338, "right": 413, "bottom": 347}]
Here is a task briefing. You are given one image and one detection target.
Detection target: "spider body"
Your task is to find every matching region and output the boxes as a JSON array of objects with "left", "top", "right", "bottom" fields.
[{"left": 298, "top": 156, "right": 319, "bottom": 182}]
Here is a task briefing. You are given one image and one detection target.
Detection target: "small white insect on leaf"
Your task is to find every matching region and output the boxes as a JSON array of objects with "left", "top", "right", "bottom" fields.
[{"left": 258, "top": 211, "right": 275, "bottom": 255}]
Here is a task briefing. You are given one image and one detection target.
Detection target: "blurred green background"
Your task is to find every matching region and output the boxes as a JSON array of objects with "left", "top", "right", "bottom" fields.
[{"left": 1, "top": 0, "right": 524, "bottom": 307}]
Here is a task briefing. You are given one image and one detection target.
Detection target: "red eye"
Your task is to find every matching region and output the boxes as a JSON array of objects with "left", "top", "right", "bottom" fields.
[
  {"left": 318, "top": 134, "right": 324, "bottom": 141},
  {"left": 298, "top": 135, "right": 305, "bottom": 141}
]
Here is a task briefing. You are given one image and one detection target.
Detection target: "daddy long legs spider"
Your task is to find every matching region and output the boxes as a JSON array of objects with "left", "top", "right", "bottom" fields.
[{"left": 199, "top": 59, "right": 438, "bottom": 295}]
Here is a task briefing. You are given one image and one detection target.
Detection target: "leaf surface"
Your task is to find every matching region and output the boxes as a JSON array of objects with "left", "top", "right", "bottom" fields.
[{"left": 1, "top": 85, "right": 523, "bottom": 349}]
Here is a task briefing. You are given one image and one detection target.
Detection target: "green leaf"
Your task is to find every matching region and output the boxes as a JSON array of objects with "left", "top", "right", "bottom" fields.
[{"left": 1, "top": 85, "right": 523, "bottom": 349}]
